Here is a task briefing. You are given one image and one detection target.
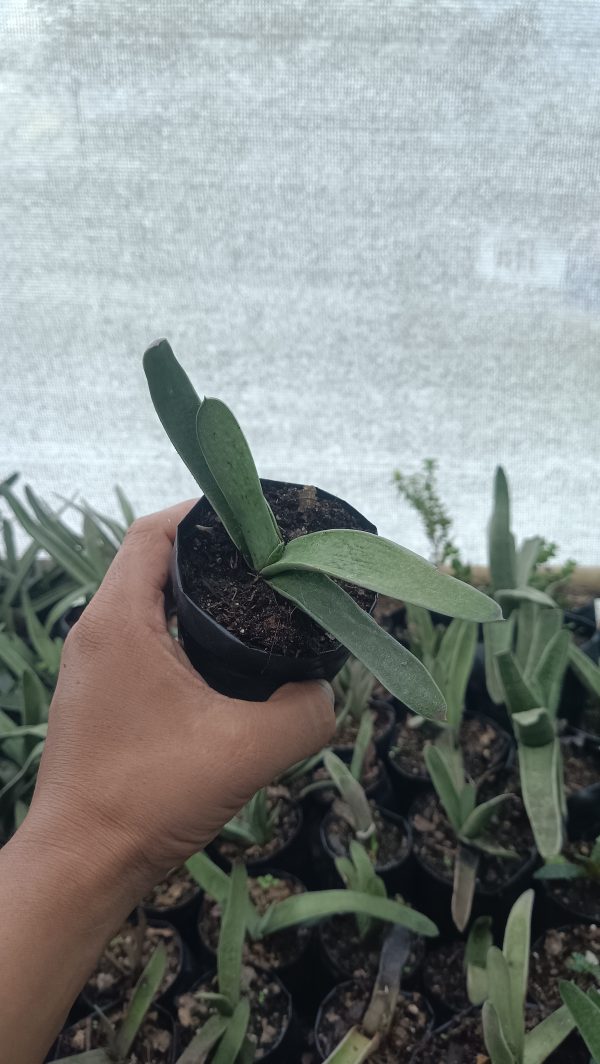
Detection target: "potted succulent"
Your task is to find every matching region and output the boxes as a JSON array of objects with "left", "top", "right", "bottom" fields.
[
  {"left": 330, "top": 658, "right": 396, "bottom": 758},
  {"left": 143, "top": 340, "right": 499, "bottom": 700},
  {"left": 534, "top": 834, "right": 600, "bottom": 926},
  {"left": 560, "top": 979, "right": 600, "bottom": 1062},
  {"left": 210, "top": 784, "right": 305, "bottom": 879},
  {"left": 53, "top": 946, "right": 175, "bottom": 1063}
]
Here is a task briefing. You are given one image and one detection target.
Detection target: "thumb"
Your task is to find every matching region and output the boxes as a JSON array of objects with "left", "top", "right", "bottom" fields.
[{"left": 239, "top": 679, "right": 336, "bottom": 785}]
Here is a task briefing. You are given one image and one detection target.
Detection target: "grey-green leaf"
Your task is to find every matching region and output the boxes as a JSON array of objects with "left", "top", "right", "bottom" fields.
[
  {"left": 488, "top": 466, "right": 517, "bottom": 594},
  {"left": 560, "top": 982, "right": 600, "bottom": 1061},
  {"left": 267, "top": 569, "right": 447, "bottom": 720},
  {"left": 262, "top": 530, "right": 501, "bottom": 622},
  {"left": 522, "top": 1004, "right": 575, "bottom": 1064},
  {"left": 259, "top": 888, "right": 438, "bottom": 939}
]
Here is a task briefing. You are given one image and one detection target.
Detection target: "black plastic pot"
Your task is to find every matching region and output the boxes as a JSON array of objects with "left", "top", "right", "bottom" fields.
[
  {"left": 563, "top": 731, "right": 600, "bottom": 836},
  {"left": 209, "top": 799, "right": 308, "bottom": 881},
  {"left": 410, "top": 799, "right": 538, "bottom": 939},
  {"left": 52, "top": 1003, "right": 176, "bottom": 1062},
  {"left": 142, "top": 871, "right": 204, "bottom": 947},
  {"left": 314, "top": 981, "right": 434, "bottom": 1061},
  {"left": 317, "top": 915, "right": 425, "bottom": 991},
  {"left": 53, "top": 603, "right": 86, "bottom": 640},
  {"left": 171, "top": 480, "right": 377, "bottom": 700},
  {"left": 175, "top": 969, "right": 298, "bottom": 1063},
  {"left": 80, "top": 917, "right": 193, "bottom": 1013},
  {"left": 196, "top": 868, "right": 319, "bottom": 1011},
  {"left": 318, "top": 805, "right": 414, "bottom": 896}
]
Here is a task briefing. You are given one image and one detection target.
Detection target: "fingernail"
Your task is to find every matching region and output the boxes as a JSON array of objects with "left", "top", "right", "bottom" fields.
[{"left": 317, "top": 679, "right": 335, "bottom": 705}]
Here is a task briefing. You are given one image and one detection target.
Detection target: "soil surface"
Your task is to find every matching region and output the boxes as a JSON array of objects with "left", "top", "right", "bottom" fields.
[
  {"left": 144, "top": 866, "right": 199, "bottom": 911},
  {"left": 180, "top": 483, "right": 375, "bottom": 657},
  {"left": 541, "top": 839, "right": 600, "bottom": 921},
  {"left": 411, "top": 788, "right": 532, "bottom": 892},
  {"left": 316, "top": 984, "right": 431, "bottom": 1062},
  {"left": 198, "top": 872, "right": 310, "bottom": 970},
  {"left": 410, "top": 1010, "right": 588, "bottom": 1063},
  {"left": 334, "top": 700, "right": 395, "bottom": 750},
  {"left": 530, "top": 923, "right": 600, "bottom": 1010},
  {"left": 55, "top": 1006, "right": 173, "bottom": 1063},
  {"left": 422, "top": 941, "right": 470, "bottom": 1015},
  {"left": 83, "top": 919, "right": 181, "bottom": 1005},
  {"left": 388, "top": 715, "right": 509, "bottom": 781},
  {"left": 562, "top": 740, "right": 600, "bottom": 794},
  {"left": 323, "top": 803, "right": 410, "bottom": 870},
  {"left": 214, "top": 787, "right": 302, "bottom": 865},
  {"left": 177, "top": 967, "right": 290, "bottom": 1060},
  {"left": 320, "top": 913, "right": 424, "bottom": 983}
]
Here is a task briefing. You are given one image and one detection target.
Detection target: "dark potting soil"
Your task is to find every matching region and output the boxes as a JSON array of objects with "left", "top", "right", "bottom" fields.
[
  {"left": 180, "top": 483, "right": 375, "bottom": 657},
  {"left": 316, "top": 983, "right": 431, "bottom": 1062},
  {"left": 83, "top": 920, "right": 180, "bottom": 1005},
  {"left": 389, "top": 716, "right": 508, "bottom": 781},
  {"left": 529, "top": 923, "right": 600, "bottom": 1011},
  {"left": 320, "top": 913, "right": 424, "bottom": 983},
  {"left": 410, "top": 1010, "right": 587, "bottom": 1064},
  {"left": 422, "top": 941, "right": 470, "bottom": 1015},
  {"left": 215, "top": 787, "right": 301, "bottom": 864},
  {"left": 56, "top": 1006, "right": 173, "bottom": 1063},
  {"left": 143, "top": 866, "right": 199, "bottom": 910},
  {"left": 334, "top": 701, "right": 395, "bottom": 749},
  {"left": 324, "top": 803, "right": 410, "bottom": 869},
  {"left": 542, "top": 839, "right": 600, "bottom": 921},
  {"left": 411, "top": 790, "right": 531, "bottom": 892},
  {"left": 177, "top": 967, "right": 289, "bottom": 1060},
  {"left": 562, "top": 743, "right": 600, "bottom": 794},
  {"left": 198, "top": 872, "right": 310, "bottom": 971}
]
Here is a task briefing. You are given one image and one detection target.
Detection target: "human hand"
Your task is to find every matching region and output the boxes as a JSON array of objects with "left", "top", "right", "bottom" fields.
[{"left": 26, "top": 501, "right": 335, "bottom": 903}]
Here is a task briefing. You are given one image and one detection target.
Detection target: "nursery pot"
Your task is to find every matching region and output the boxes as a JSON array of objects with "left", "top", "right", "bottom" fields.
[
  {"left": 317, "top": 914, "right": 425, "bottom": 991},
  {"left": 318, "top": 804, "right": 414, "bottom": 896},
  {"left": 333, "top": 697, "right": 397, "bottom": 761},
  {"left": 142, "top": 867, "right": 204, "bottom": 946},
  {"left": 53, "top": 1003, "right": 176, "bottom": 1062},
  {"left": 314, "top": 981, "right": 434, "bottom": 1061},
  {"left": 209, "top": 795, "right": 307, "bottom": 881},
  {"left": 421, "top": 940, "right": 471, "bottom": 1023},
  {"left": 171, "top": 480, "right": 377, "bottom": 700},
  {"left": 175, "top": 968, "right": 298, "bottom": 1063}
]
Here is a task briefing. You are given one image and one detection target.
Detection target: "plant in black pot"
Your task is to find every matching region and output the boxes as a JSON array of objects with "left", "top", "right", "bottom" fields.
[
  {"left": 53, "top": 945, "right": 173, "bottom": 1063},
  {"left": 417, "top": 739, "right": 518, "bottom": 931},
  {"left": 535, "top": 835, "right": 600, "bottom": 925},
  {"left": 211, "top": 784, "right": 304, "bottom": 877},
  {"left": 560, "top": 979, "right": 600, "bottom": 1063},
  {"left": 330, "top": 657, "right": 396, "bottom": 758},
  {"left": 143, "top": 340, "right": 500, "bottom": 701}
]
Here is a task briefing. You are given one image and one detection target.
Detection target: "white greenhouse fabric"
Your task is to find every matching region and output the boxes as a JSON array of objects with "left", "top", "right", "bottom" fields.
[{"left": 1, "top": 1, "right": 599, "bottom": 563}]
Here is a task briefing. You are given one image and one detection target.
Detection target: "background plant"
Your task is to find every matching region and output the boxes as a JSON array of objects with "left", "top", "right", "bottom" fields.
[
  {"left": 393, "top": 458, "right": 472, "bottom": 581},
  {"left": 560, "top": 979, "right": 600, "bottom": 1062}
]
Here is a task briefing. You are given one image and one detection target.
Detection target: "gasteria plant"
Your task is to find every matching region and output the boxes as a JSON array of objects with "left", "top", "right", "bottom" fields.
[
  {"left": 560, "top": 979, "right": 600, "bottom": 1063},
  {"left": 482, "top": 890, "right": 575, "bottom": 1064},
  {"left": 53, "top": 945, "right": 167, "bottom": 1064},
  {"left": 323, "top": 750, "right": 378, "bottom": 854},
  {"left": 491, "top": 600, "right": 569, "bottom": 858},
  {"left": 143, "top": 340, "right": 501, "bottom": 717},
  {"left": 424, "top": 739, "right": 517, "bottom": 931},
  {"left": 465, "top": 915, "right": 494, "bottom": 1006},
  {"left": 332, "top": 657, "right": 378, "bottom": 729},
  {"left": 218, "top": 788, "right": 281, "bottom": 851},
  {"left": 334, "top": 839, "right": 389, "bottom": 942},
  {"left": 405, "top": 604, "right": 477, "bottom": 733}
]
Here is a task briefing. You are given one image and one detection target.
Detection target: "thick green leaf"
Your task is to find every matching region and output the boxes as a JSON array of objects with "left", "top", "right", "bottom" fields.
[
  {"left": 0, "top": 631, "right": 34, "bottom": 678},
  {"left": 466, "top": 915, "right": 493, "bottom": 1006},
  {"left": 143, "top": 339, "right": 248, "bottom": 558},
  {"left": 321, "top": 1028, "right": 379, "bottom": 1063},
  {"left": 487, "top": 946, "right": 519, "bottom": 1056},
  {"left": 523, "top": 1004, "right": 575, "bottom": 1064},
  {"left": 503, "top": 889, "right": 533, "bottom": 1061},
  {"left": 263, "top": 529, "right": 501, "bottom": 622},
  {"left": 495, "top": 651, "right": 540, "bottom": 718},
  {"left": 488, "top": 466, "right": 517, "bottom": 594},
  {"left": 0, "top": 485, "right": 97, "bottom": 586},
  {"left": 268, "top": 570, "right": 447, "bottom": 720},
  {"left": 211, "top": 999, "right": 251, "bottom": 1064},
  {"left": 43, "top": 586, "right": 91, "bottom": 634},
  {"left": 324, "top": 751, "right": 374, "bottom": 838},
  {"left": 451, "top": 845, "right": 479, "bottom": 932},
  {"left": 424, "top": 744, "right": 463, "bottom": 833},
  {"left": 516, "top": 602, "right": 538, "bottom": 672},
  {"left": 1, "top": 541, "right": 39, "bottom": 611},
  {"left": 186, "top": 852, "right": 230, "bottom": 906},
  {"left": 175, "top": 1013, "right": 230, "bottom": 1064},
  {"left": 516, "top": 536, "right": 543, "bottom": 589},
  {"left": 350, "top": 710, "right": 374, "bottom": 782},
  {"left": 480, "top": 1000, "right": 517, "bottom": 1059},
  {"left": 22, "top": 593, "right": 62, "bottom": 676},
  {"left": 495, "top": 587, "right": 557, "bottom": 609},
  {"left": 516, "top": 733, "right": 564, "bottom": 859},
  {"left": 534, "top": 859, "right": 584, "bottom": 881},
  {"left": 260, "top": 888, "right": 438, "bottom": 938},
  {"left": 461, "top": 794, "right": 515, "bottom": 844},
  {"left": 115, "top": 944, "right": 167, "bottom": 1058},
  {"left": 484, "top": 616, "right": 516, "bottom": 705},
  {"left": 524, "top": 606, "right": 563, "bottom": 680},
  {"left": 440, "top": 618, "right": 477, "bottom": 730},
  {"left": 560, "top": 982, "right": 600, "bottom": 1061},
  {"left": 217, "top": 862, "right": 247, "bottom": 1007},
  {"left": 115, "top": 485, "right": 136, "bottom": 528},
  {"left": 532, "top": 629, "right": 570, "bottom": 719},
  {"left": 569, "top": 642, "right": 600, "bottom": 699},
  {"left": 197, "top": 400, "right": 282, "bottom": 571}
]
